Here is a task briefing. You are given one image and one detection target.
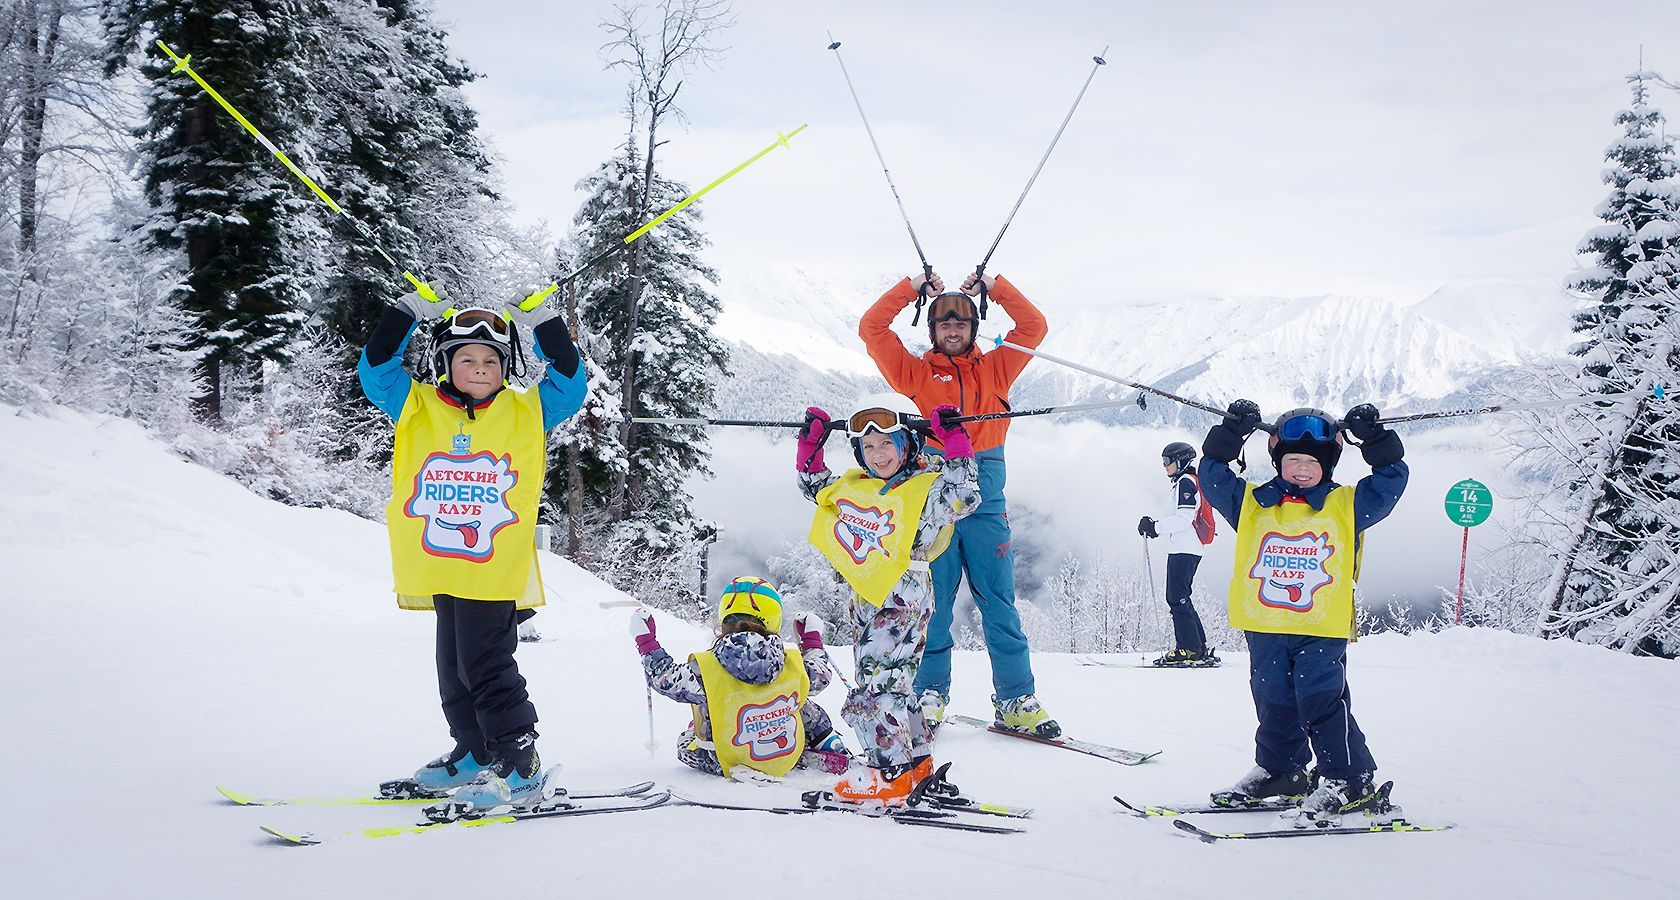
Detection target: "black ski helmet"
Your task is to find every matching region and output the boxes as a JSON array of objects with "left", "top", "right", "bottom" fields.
[
  {"left": 925, "top": 292, "right": 979, "bottom": 355},
  {"left": 1267, "top": 407, "right": 1344, "bottom": 476},
  {"left": 1161, "top": 441, "right": 1197, "bottom": 473}
]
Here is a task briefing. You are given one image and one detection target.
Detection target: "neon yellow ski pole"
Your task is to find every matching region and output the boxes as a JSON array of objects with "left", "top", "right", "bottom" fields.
[
  {"left": 528, "top": 125, "right": 808, "bottom": 310},
  {"left": 154, "top": 41, "right": 439, "bottom": 301}
]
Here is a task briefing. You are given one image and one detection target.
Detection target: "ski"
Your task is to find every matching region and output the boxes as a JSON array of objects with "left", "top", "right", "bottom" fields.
[
  {"left": 1113, "top": 794, "right": 1299, "bottom": 818},
  {"left": 1077, "top": 655, "right": 1221, "bottom": 669},
  {"left": 667, "top": 791, "right": 1022, "bottom": 834},
  {"left": 1172, "top": 816, "right": 1454, "bottom": 842},
  {"left": 945, "top": 715, "right": 1161, "bottom": 765},
  {"left": 222, "top": 780, "right": 656, "bottom": 808},
  {"left": 259, "top": 790, "right": 672, "bottom": 845},
  {"left": 911, "top": 762, "right": 1033, "bottom": 818}
]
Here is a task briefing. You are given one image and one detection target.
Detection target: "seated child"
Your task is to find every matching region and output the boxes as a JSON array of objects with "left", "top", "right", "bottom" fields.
[{"left": 631, "top": 577, "right": 848, "bottom": 779}]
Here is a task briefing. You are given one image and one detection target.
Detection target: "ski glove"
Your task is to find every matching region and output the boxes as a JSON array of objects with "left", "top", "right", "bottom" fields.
[
  {"left": 1138, "top": 516, "right": 1158, "bottom": 539},
  {"left": 505, "top": 289, "right": 559, "bottom": 331},
  {"left": 393, "top": 287, "right": 450, "bottom": 323},
  {"left": 929, "top": 404, "right": 973, "bottom": 459},
  {"left": 629, "top": 608, "right": 660, "bottom": 655},
  {"left": 794, "top": 612, "right": 826, "bottom": 650},
  {"left": 1345, "top": 404, "right": 1405, "bottom": 469},
  {"left": 1202, "top": 399, "right": 1262, "bottom": 463},
  {"left": 796, "top": 406, "right": 833, "bottom": 473}
]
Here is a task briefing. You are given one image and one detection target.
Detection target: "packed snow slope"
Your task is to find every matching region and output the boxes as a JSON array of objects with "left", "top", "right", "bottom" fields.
[{"left": 3, "top": 403, "right": 1677, "bottom": 900}]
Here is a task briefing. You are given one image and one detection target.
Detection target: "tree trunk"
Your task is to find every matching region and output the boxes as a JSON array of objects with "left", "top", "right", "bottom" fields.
[
  {"left": 608, "top": 114, "right": 662, "bottom": 520},
  {"left": 16, "top": 0, "right": 63, "bottom": 280}
]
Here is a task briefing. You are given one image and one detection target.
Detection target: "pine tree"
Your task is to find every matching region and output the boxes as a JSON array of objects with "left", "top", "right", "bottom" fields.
[
  {"left": 1543, "top": 69, "right": 1680, "bottom": 656},
  {"left": 563, "top": 139, "right": 728, "bottom": 530},
  {"left": 104, "top": 0, "right": 322, "bottom": 419}
]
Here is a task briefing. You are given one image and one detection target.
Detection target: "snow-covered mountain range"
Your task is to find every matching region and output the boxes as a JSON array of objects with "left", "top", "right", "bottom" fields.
[{"left": 709, "top": 263, "right": 1578, "bottom": 425}]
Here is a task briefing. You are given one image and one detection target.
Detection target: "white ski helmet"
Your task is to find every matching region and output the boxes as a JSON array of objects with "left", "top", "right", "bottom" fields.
[{"left": 847, "top": 392, "right": 925, "bottom": 471}]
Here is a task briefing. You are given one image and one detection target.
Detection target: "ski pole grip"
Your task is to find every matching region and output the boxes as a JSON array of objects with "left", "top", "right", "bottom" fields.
[
  {"left": 911, "top": 262, "right": 934, "bottom": 325},
  {"left": 974, "top": 263, "right": 989, "bottom": 320}
]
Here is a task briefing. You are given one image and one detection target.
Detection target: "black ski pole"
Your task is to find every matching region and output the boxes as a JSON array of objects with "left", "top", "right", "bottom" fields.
[
  {"left": 827, "top": 33, "right": 937, "bottom": 321},
  {"left": 1373, "top": 384, "right": 1666, "bottom": 426},
  {"left": 972, "top": 46, "right": 1107, "bottom": 319}
]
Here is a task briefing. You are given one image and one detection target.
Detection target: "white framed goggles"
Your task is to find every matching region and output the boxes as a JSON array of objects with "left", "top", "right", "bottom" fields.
[{"left": 847, "top": 407, "right": 915, "bottom": 436}]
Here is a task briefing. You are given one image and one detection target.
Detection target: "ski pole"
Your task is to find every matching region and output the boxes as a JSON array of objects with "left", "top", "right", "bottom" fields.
[
  {"left": 1372, "top": 384, "right": 1667, "bottom": 426},
  {"left": 154, "top": 41, "right": 440, "bottom": 300},
  {"left": 1143, "top": 536, "right": 1157, "bottom": 602},
  {"left": 972, "top": 46, "right": 1107, "bottom": 319},
  {"left": 645, "top": 684, "right": 658, "bottom": 757},
  {"left": 826, "top": 33, "right": 937, "bottom": 322},
  {"left": 981, "top": 333, "right": 1250, "bottom": 426},
  {"left": 546, "top": 124, "right": 809, "bottom": 297},
  {"left": 631, "top": 397, "right": 1148, "bottom": 431}
]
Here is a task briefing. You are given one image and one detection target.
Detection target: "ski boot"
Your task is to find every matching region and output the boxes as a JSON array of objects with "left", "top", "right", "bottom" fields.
[
  {"left": 919, "top": 689, "right": 948, "bottom": 730},
  {"left": 1152, "top": 648, "right": 1219, "bottom": 667},
  {"left": 1210, "top": 765, "right": 1311, "bottom": 807},
  {"left": 1290, "top": 773, "right": 1395, "bottom": 826},
  {"left": 517, "top": 619, "right": 541, "bottom": 642},
  {"left": 827, "top": 756, "right": 934, "bottom": 810},
  {"left": 383, "top": 742, "right": 491, "bottom": 798},
  {"left": 993, "top": 694, "right": 1062, "bottom": 739},
  {"left": 427, "top": 730, "right": 546, "bottom": 821}
]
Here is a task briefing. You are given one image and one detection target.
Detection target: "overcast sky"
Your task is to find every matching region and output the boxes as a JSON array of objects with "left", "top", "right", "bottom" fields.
[{"left": 430, "top": 0, "right": 1680, "bottom": 306}]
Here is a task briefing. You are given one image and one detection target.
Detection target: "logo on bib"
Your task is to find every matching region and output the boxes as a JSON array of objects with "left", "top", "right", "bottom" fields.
[
  {"left": 833, "top": 499, "right": 895, "bottom": 564},
  {"left": 1250, "top": 531, "right": 1336, "bottom": 612},
  {"left": 404, "top": 452, "right": 520, "bottom": 561},
  {"left": 733, "top": 692, "right": 800, "bottom": 762}
]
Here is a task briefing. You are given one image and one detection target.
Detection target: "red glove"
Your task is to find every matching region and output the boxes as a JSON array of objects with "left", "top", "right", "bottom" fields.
[
  {"left": 794, "top": 612, "right": 825, "bottom": 651},
  {"left": 796, "top": 406, "right": 832, "bottom": 474},
  {"left": 928, "top": 404, "right": 973, "bottom": 459}
]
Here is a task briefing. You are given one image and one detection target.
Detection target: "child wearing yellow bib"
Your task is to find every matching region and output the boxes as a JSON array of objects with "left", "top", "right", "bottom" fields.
[
  {"left": 795, "top": 394, "right": 979, "bottom": 807},
  {"left": 1198, "top": 401, "right": 1408, "bottom": 821},
  {"left": 630, "top": 578, "right": 848, "bottom": 779},
  {"left": 357, "top": 288, "right": 586, "bottom": 813}
]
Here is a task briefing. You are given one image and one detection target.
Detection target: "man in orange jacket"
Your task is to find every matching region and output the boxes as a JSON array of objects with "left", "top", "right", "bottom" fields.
[{"left": 858, "top": 270, "right": 1060, "bottom": 738}]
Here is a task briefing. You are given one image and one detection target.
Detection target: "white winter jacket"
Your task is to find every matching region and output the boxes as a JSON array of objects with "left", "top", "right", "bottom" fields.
[{"left": 1157, "top": 471, "right": 1206, "bottom": 557}]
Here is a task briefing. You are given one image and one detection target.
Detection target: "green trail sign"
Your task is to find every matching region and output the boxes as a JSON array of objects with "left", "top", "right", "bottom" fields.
[{"left": 1445, "top": 479, "right": 1493, "bottom": 527}]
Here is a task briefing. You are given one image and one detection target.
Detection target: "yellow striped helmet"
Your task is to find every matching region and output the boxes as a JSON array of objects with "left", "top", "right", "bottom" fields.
[{"left": 718, "top": 576, "right": 784, "bottom": 635}]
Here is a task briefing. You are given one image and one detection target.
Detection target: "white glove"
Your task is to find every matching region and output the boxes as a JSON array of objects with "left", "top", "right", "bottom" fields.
[
  {"left": 393, "top": 286, "right": 450, "bottom": 322},
  {"left": 629, "top": 607, "right": 659, "bottom": 654},
  {"left": 506, "top": 285, "right": 559, "bottom": 331}
]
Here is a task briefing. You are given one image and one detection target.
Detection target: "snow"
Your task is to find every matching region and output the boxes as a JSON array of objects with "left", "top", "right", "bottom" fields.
[{"left": 3, "top": 402, "right": 1678, "bottom": 899}]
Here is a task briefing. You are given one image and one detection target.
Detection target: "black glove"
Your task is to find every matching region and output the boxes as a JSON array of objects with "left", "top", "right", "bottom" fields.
[
  {"left": 1138, "top": 516, "right": 1158, "bottom": 539},
  {"left": 1345, "top": 403, "right": 1405, "bottom": 468},
  {"left": 1202, "top": 399, "right": 1262, "bottom": 463}
]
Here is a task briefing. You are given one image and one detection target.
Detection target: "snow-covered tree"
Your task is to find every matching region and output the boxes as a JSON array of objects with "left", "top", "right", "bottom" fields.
[
  {"left": 1542, "top": 69, "right": 1680, "bottom": 657},
  {"left": 104, "top": 0, "right": 324, "bottom": 420}
]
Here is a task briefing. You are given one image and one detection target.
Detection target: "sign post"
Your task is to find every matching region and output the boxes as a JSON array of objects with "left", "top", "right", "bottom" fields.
[{"left": 1443, "top": 479, "right": 1494, "bottom": 624}]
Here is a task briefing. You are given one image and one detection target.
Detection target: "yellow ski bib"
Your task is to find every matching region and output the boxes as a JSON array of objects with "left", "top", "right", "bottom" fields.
[
  {"left": 691, "top": 647, "right": 810, "bottom": 777},
  {"left": 808, "top": 469, "right": 951, "bottom": 607},
  {"left": 385, "top": 383, "right": 546, "bottom": 609},
  {"left": 1228, "top": 486, "right": 1362, "bottom": 639}
]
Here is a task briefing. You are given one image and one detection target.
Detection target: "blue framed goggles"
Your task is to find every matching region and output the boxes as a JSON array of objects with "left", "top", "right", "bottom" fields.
[{"left": 1276, "top": 412, "right": 1339, "bottom": 442}]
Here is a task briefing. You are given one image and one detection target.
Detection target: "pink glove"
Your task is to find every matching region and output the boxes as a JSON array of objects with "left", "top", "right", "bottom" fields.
[
  {"left": 794, "top": 612, "right": 825, "bottom": 650},
  {"left": 796, "top": 406, "right": 832, "bottom": 473},
  {"left": 928, "top": 404, "right": 973, "bottom": 459},
  {"left": 629, "top": 608, "right": 660, "bottom": 655}
]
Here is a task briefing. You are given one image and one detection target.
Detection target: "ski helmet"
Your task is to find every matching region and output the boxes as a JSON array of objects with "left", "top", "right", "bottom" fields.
[
  {"left": 431, "top": 307, "right": 514, "bottom": 385},
  {"left": 1161, "top": 441, "right": 1197, "bottom": 474},
  {"left": 1267, "top": 408, "right": 1343, "bottom": 477},
  {"left": 847, "top": 392, "right": 924, "bottom": 475},
  {"left": 718, "top": 576, "right": 783, "bottom": 634},
  {"left": 925, "top": 292, "right": 979, "bottom": 355}
]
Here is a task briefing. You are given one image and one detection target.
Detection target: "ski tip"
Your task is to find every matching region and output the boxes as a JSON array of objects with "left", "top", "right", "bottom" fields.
[
  {"left": 1170, "top": 819, "right": 1219, "bottom": 843},
  {"left": 259, "top": 825, "right": 318, "bottom": 845},
  {"left": 217, "top": 785, "right": 267, "bottom": 806}
]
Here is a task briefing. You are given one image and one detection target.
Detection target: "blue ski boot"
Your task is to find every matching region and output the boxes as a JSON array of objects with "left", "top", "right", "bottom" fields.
[
  {"left": 444, "top": 731, "right": 546, "bottom": 816},
  {"left": 411, "top": 743, "right": 492, "bottom": 793}
]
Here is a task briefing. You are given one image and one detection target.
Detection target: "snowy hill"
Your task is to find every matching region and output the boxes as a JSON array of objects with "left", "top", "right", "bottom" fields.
[
  {"left": 709, "top": 263, "right": 1577, "bottom": 425},
  {"left": 3, "top": 403, "right": 1677, "bottom": 899}
]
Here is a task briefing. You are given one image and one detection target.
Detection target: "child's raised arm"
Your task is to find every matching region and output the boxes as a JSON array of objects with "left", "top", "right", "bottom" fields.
[
  {"left": 919, "top": 405, "right": 981, "bottom": 532},
  {"left": 505, "top": 298, "right": 587, "bottom": 430},
  {"left": 1344, "top": 404, "right": 1409, "bottom": 531},
  {"left": 358, "top": 291, "right": 447, "bottom": 420},
  {"left": 630, "top": 608, "right": 706, "bottom": 704},
  {"left": 796, "top": 407, "right": 839, "bottom": 502}
]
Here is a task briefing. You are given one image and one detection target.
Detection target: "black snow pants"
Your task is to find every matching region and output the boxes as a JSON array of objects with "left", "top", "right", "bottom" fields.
[{"left": 434, "top": 594, "right": 537, "bottom": 755}]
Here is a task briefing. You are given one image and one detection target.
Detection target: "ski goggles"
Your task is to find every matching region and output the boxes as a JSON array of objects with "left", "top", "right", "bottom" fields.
[
  {"left": 927, "top": 292, "right": 978, "bottom": 323},
  {"left": 847, "top": 407, "right": 916, "bottom": 436},
  {"left": 440, "top": 307, "right": 511, "bottom": 340},
  {"left": 1274, "top": 410, "right": 1340, "bottom": 442}
]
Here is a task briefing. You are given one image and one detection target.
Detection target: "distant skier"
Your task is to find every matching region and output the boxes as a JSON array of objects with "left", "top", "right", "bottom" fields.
[
  {"left": 795, "top": 393, "right": 979, "bottom": 806},
  {"left": 1197, "top": 402, "right": 1408, "bottom": 818},
  {"left": 358, "top": 288, "right": 586, "bottom": 813},
  {"left": 1138, "top": 440, "right": 1219, "bottom": 667},
  {"left": 859, "top": 271, "right": 1061, "bottom": 738},
  {"left": 629, "top": 578, "right": 850, "bottom": 779}
]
